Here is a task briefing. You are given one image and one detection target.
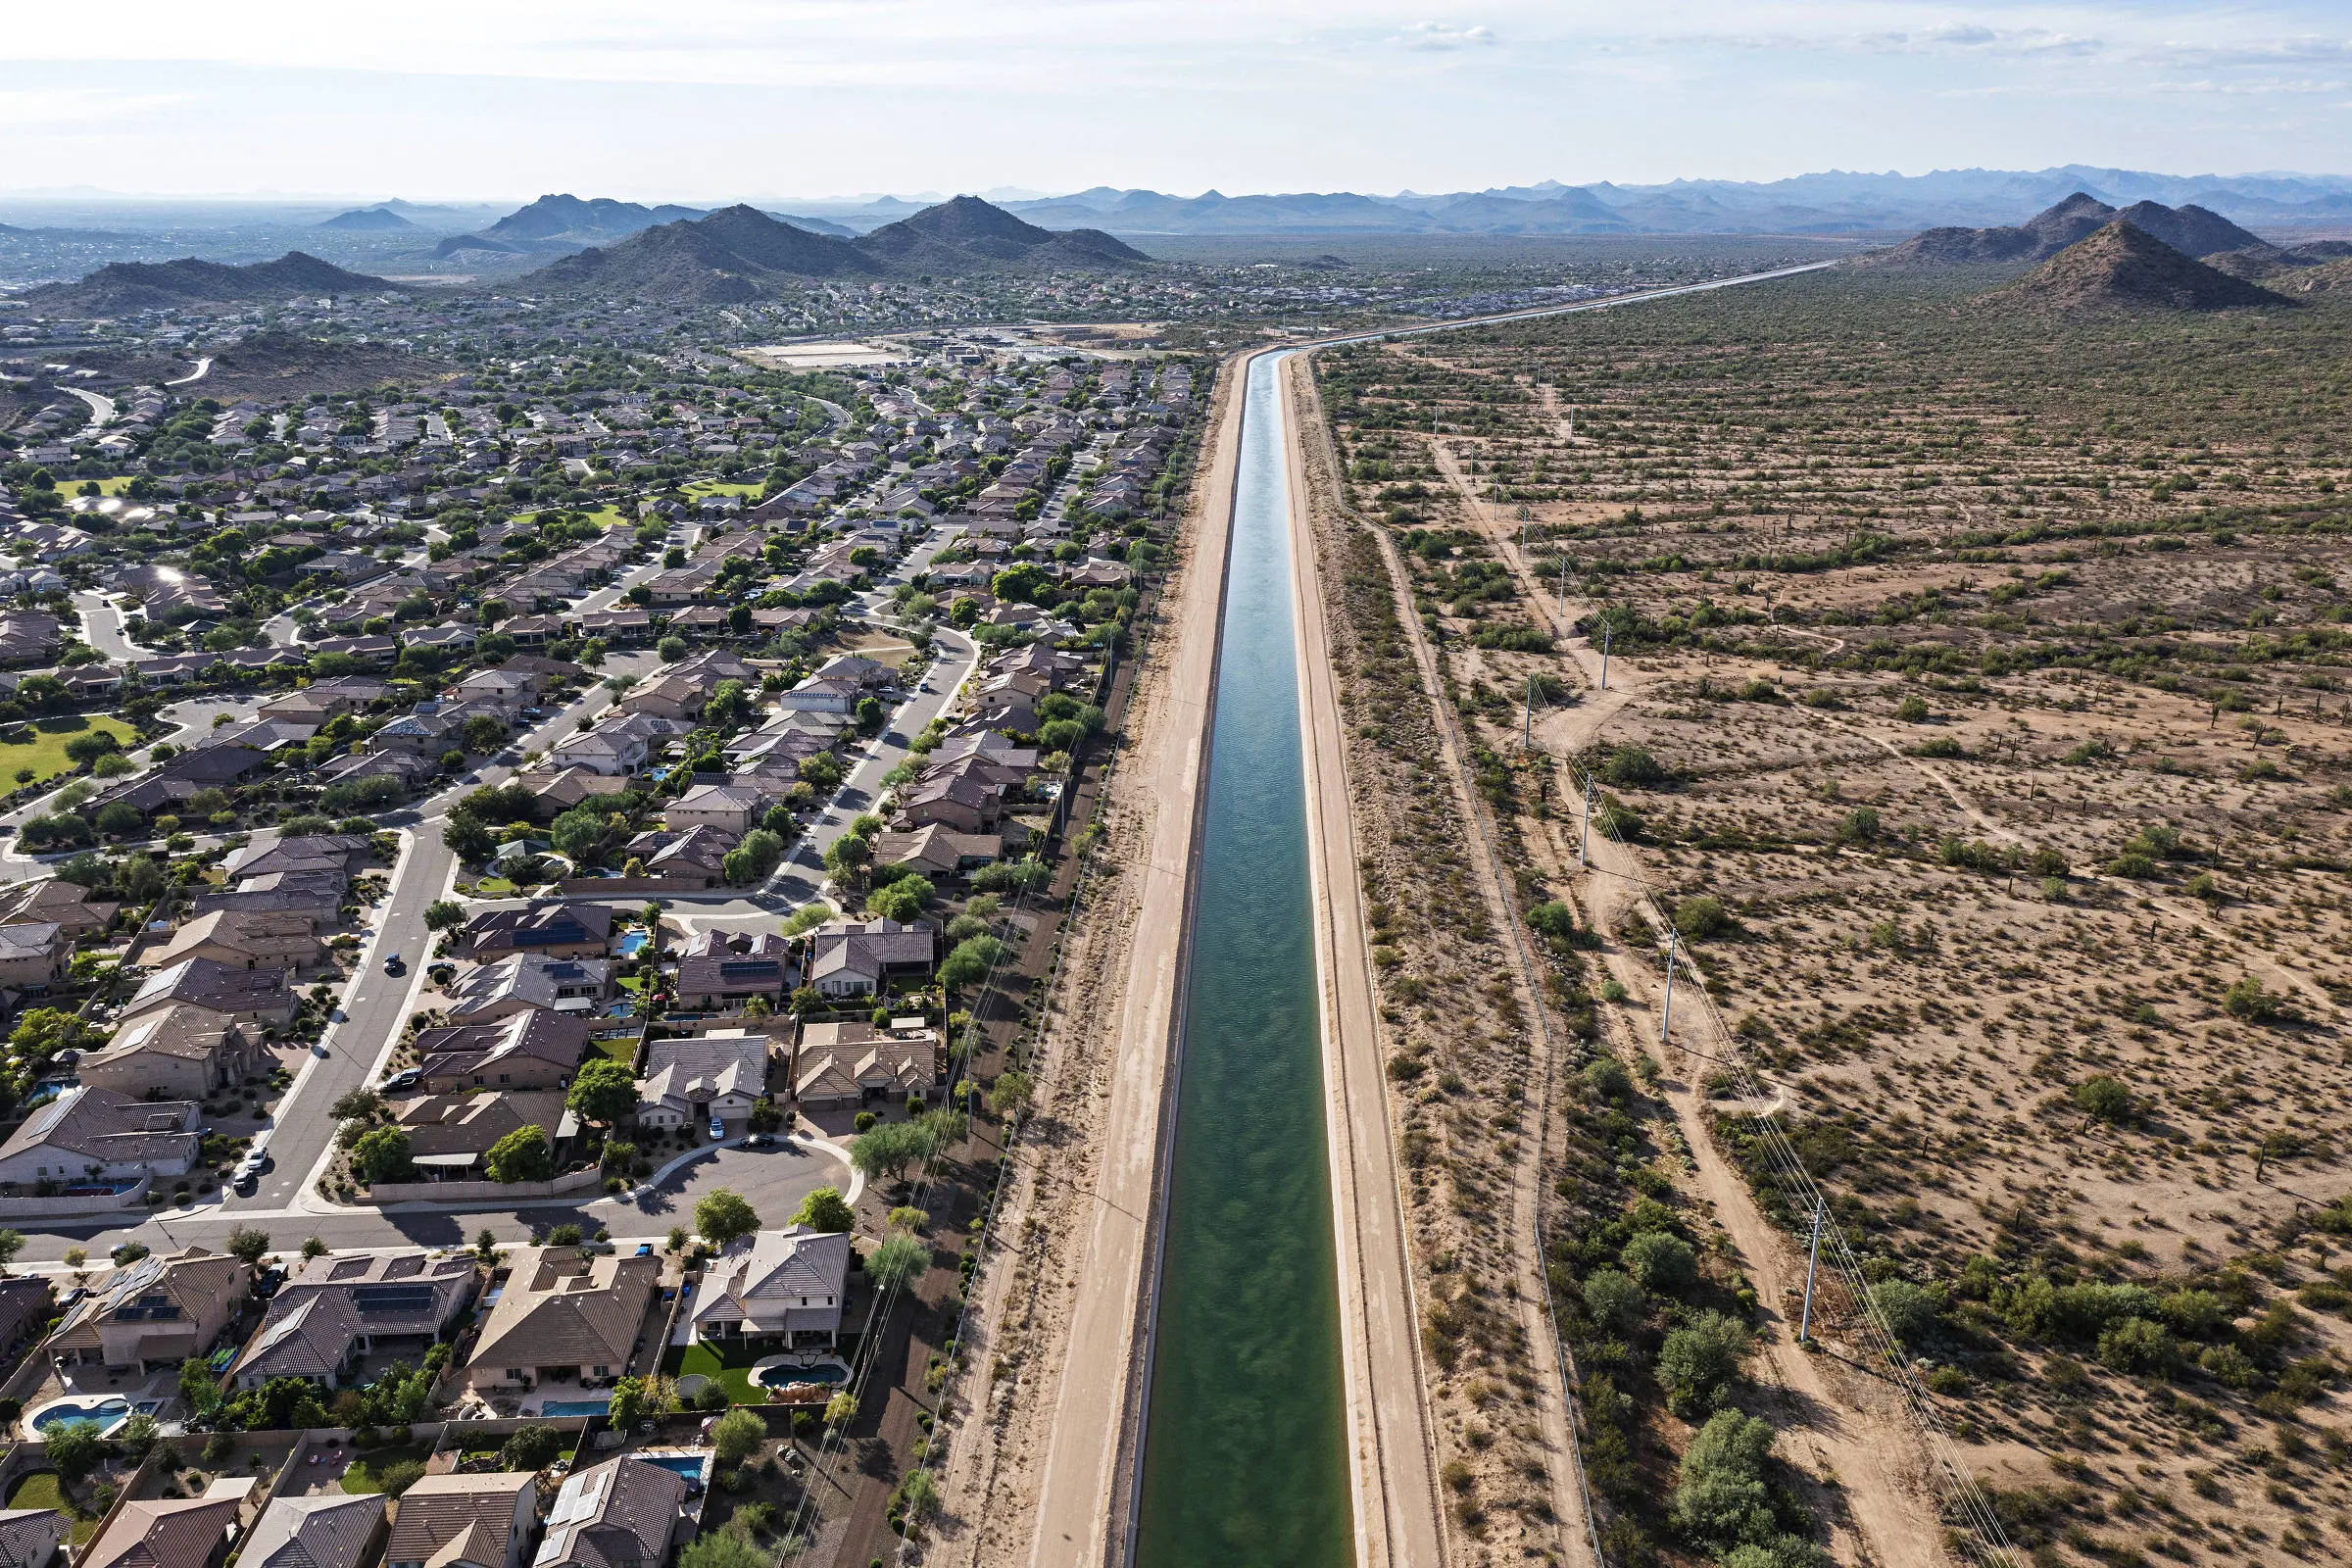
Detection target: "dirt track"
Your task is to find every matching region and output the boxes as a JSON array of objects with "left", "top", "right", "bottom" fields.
[{"left": 1280, "top": 356, "right": 1449, "bottom": 1567}]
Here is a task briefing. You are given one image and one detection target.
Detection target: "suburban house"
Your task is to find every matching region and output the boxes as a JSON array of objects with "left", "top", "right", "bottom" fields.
[
  {"left": 41, "top": 1248, "right": 251, "bottom": 1371},
  {"left": 415, "top": 1009, "right": 588, "bottom": 1092},
  {"left": 0, "top": 877, "right": 118, "bottom": 939},
  {"left": 464, "top": 1245, "right": 658, "bottom": 1393},
  {"left": 0, "top": 1506, "right": 65, "bottom": 1568},
  {"left": 793, "top": 1019, "right": 942, "bottom": 1108},
  {"left": 805, "top": 917, "right": 937, "bottom": 999},
  {"left": 624, "top": 827, "right": 730, "bottom": 889},
  {"left": 445, "top": 956, "right": 614, "bottom": 1020},
  {"left": 0, "top": 1277, "right": 56, "bottom": 1362},
  {"left": 673, "top": 930, "right": 791, "bottom": 1012},
  {"left": 227, "top": 1251, "right": 477, "bottom": 1392},
  {"left": 531, "top": 1458, "right": 687, "bottom": 1568},
  {"left": 77, "top": 1004, "right": 265, "bottom": 1101},
  {"left": 889, "top": 774, "right": 1003, "bottom": 834},
  {"left": 871, "top": 824, "right": 1003, "bottom": 879},
  {"left": 396, "top": 1091, "right": 567, "bottom": 1178},
  {"left": 550, "top": 728, "right": 646, "bottom": 777},
  {"left": 240, "top": 1495, "right": 385, "bottom": 1568},
  {"left": 0, "top": 922, "right": 68, "bottom": 988},
  {"left": 83, "top": 1493, "right": 248, "bottom": 1568},
  {"left": 686, "top": 1225, "right": 852, "bottom": 1349},
  {"left": 0, "top": 1087, "right": 201, "bottom": 1191},
  {"left": 150, "top": 910, "right": 323, "bottom": 973},
  {"left": 463, "top": 903, "right": 618, "bottom": 959},
  {"left": 120, "top": 958, "right": 295, "bottom": 1030},
  {"left": 662, "top": 782, "right": 766, "bottom": 837},
  {"left": 636, "top": 1032, "right": 768, "bottom": 1131},
  {"left": 383, "top": 1474, "right": 537, "bottom": 1568}
]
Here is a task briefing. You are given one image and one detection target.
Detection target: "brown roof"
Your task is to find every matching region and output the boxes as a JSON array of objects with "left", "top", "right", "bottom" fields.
[
  {"left": 537, "top": 1458, "right": 687, "bottom": 1568},
  {"left": 384, "top": 1474, "right": 532, "bottom": 1568},
  {"left": 242, "top": 1494, "right": 384, "bottom": 1568},
  {"left": 83, "top": 1496, "right": 239, "bottom": 1568},
  {"left": 466, "top": 1247, "right": 656, "bottom": 1376}
]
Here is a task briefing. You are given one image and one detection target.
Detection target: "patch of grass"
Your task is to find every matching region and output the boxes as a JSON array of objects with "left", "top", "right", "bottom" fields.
[
  {"left": 473, "top": 877, "right": 518, "bottom": 897},
  {"left": 65, "top": 476, "right": 139, "bottom": 499},
  {"left": 661, "top": 1341, "right": 766, "bottom": 1403},
  {"left": 4, "top": 714, "right": 138, "bottom": 786},
  {"left": 7, "top": 1472, "right": 92, "bottom": 1543},
  {"left": 686, "top": 480, "right": 763, "bottom": 499},
  {"left": 591, "top": 1036, "right": 637, "bottom": 1064},
  {"left": 340, "top": 1443, "right": 431, "bottom": 1495}
]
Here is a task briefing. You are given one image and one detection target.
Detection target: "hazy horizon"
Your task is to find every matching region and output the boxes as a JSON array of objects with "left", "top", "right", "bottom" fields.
[{"left": 9, "top": 0, "right": 2348, "bottom": 203}]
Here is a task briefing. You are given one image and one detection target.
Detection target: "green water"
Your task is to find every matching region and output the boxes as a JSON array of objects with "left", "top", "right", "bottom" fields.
[{"left": 1135, "top": 350, "right": 1353, "bottom": 1568}]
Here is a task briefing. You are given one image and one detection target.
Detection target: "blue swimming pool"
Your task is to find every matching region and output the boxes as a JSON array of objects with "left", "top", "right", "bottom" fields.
[
  {"left": 617, "top": 932, "right": 649, "bottom": 956},
  {"left": 539, "top": 1398, "right": 610, "bottom": 1417},
  {"left": 31, "top": 1397, "right": 125, "bottom": 1432},
  {"left": 640, "top": 1453, "right": 710, "bottom": 1482}
]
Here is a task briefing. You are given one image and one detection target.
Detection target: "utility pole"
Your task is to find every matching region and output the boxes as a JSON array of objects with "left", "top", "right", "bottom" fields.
[
  {"left": 1659, "top": 928, "right": 1679, "bottom": 1052},
  {"left": 1799, "top": 1199, "right": 1826, "bottom": 1345},
  {"left": 1579, "top": 777, "right": 1594, "bottom": 867},
  {"left": 1523, "top": 674, "right": 1535, "bottom": 750},
  {"left": 1558, "top": 552, "right": 1569, "bottom": 621},
  {"left": 1599, "top": 621, "right": 1611, "bottom": 691}
]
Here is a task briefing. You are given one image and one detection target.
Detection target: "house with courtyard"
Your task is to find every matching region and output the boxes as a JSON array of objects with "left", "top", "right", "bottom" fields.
[
  {"left": 463, "top": 1245, "right": 658, "bottom": 1395},
  {"left": 686, "top": 1225, "right": 852, "bottom": 1350},
  {"left": 226, "top": 1250, "right": 476, "bottom": 1393}
]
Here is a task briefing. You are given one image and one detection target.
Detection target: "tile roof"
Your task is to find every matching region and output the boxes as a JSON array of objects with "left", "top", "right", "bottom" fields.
[
  {"left": 466, "top": 1247, "right": 657, "bottom": 1377},
  {"left": 687, "top": 1226, "right": 850, "bottom": 1336},
  {"left": 241, "top": 1492, "right": 384, "bottom": 1568},
  {"left": 82, "top": 1495, "right": 239, "bottom": 1568},
  {"left": 533, "top": 1458, "right": 686, "bottom": 1568},
  {"left": 384, "top": 1474, "right": 532, "bottom": 1568},
  {"left": 0, "top": 1085, "right": 199, "bottom": 1168},
  {"left": 123, "top": 957, "right": 292, "bottom": 1019}
]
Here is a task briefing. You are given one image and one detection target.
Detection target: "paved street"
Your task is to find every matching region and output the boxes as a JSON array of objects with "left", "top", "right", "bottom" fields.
[{"left": 72, "top": 590, "right": 146, "bottom": 660}]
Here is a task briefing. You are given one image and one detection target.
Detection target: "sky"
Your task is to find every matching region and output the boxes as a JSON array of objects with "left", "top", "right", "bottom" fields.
[{"left": 5, "top": 0, "right": 2349, "bottom": 203}]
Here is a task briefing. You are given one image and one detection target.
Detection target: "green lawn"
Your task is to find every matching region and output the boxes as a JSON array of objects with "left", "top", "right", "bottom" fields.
[
  {"left": 520, "top": 505, "right": 631, "bottom": 530},
  {"left": 686, "top": 480, "right": 763, "bottom": 499},
  {"left": 2, "top": 714, "right": 138, "bottom": 787},
  {"left": 7, "top": 1472, "right": 92, "bottom": 1544},
  {"left": 662, "top": 1341, "right": 765, "bottom": 1403},
  {"left": 340, "top": 1444, "right": 431, "bottom": 1495},
  {"left": 66, "top": 476, "right": 139, "bottom": 498},
  {"left": 591, "top": 1036, "right": 637, "bottom": 1064}
]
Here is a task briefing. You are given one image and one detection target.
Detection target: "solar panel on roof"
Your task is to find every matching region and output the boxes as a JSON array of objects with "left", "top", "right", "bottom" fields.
[
  {"left": 355, "top": 1283, "right": 437, "bottom": 1313},
  {"left": 717, "top": 960, "right": 780, "bottom": 979}
]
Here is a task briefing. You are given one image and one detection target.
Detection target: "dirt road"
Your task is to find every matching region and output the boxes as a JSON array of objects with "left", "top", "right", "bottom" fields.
[{"left": 1280, "top": 357, "right": 1449, "bottom": 1567}]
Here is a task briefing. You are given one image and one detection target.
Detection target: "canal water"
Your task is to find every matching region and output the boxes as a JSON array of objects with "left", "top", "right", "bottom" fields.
[{"left": 1134, "top": 351, "right": 1353, "bottom": 1568}]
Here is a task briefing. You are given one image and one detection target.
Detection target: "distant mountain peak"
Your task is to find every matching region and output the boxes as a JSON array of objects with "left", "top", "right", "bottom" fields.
[{"left": 1993, "top": 220, "right": 2292, "bottom": 313}]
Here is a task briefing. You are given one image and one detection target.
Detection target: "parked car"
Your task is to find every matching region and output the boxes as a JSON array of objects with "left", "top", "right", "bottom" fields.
[
  {"left": 382, "top": 1068, "right": 422, "bottom": 1092},
  {"left": 709, "top": 1115, "right": 726, "bottom": 1141},
  {"left": 383, "top": 953, "right": 405, "bottom": 975}
]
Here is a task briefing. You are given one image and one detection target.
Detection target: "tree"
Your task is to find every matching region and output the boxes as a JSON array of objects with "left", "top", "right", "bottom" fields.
[
  {"left": 2224, "top": 975, "right": 2279, "bottom": 1022},
  {"left": 94, "top": 802, "right": 144, "bottom": 838},
  {"left": 463, "top": 715, "right": 507, "bottom": 754},
  {"left": 609, "top": 1375, "right": 677, "bottom": 1428},
  {"left": 350, "top": 1127, "right": 413, "bottom": 1185},
  {"left": 64, "top": 731, "right": 120, "bottom": 767},
  {"left": 178, "top": 1361, "right": 221, "bottom": 1420},
  {"left": 501, "top": 1423, "right": 564, "bottom": 1472},
  {"left": 678, "top": 1532, "right": 767, "bottom": 1568},
  {"left": 422, "top": 900, "right": 466, "bottom": 933},
  {"left": 938, "top": 934, "right": 1010, "bottom": 992},
  {"left": 867, "top": 875, "right": 932, "bottom": 923},
  {"left": 44, "top": 1419, "right": 106, "bottom": 1483},
  {"left": 567, "top": 1059, "right": 639, "bottom": 1126},
  {"left": 695, "top": 1188, "right": 760, "bottom": 1248},
  {"left": 328, "top": 1088, "right": 383, "bottom": 1121},
  {"left": 658, "top": 635, "right": 688, "bottom": 662},
  {"left": 821, "top": 831, "right": 871, "bottom": 877},
  {"left": 443, "top": 813, "right": 496, "bottom": 862},
  {"left": 224, "top": 1227, "right": 270, "bottom": 1266},
  {"left": 484, "top": 1125, "right": 553, "bottom": 1184},
  {"left": 824, "top": 1392, "right": 857, "bottom": 1431},
  {"left": 851, "top": 1120, "right": 931, "bottom": 1184},
  {"left": 798, "top": 753, "right": 843, "bottom": 792},
  {"left": 550, "top": 805, "right": 608, "bottom": 864},
  {"left": 1658, "top": 1309, "right": 1749, "bottom": 1415},
  {"left": 377, "top": 1459, "right": 428, "bottom": 1497},
  {"left": 1672, "top": 1408, "right": 1779, "bottom": 1552},
  {"left": 1868, "top": 1280, "right": 1942, "bottom": 1347},
  {"left": 865, "top": 1233, "right": 930, "bottom": 1294},
  {"left": 1622, "top": 1230, "right": 1696, "bottom": 1293},
  {"left": 792, "top": 1187, "right": 856, "bottom": 1234},
  {"left": 986, "top": 1070, "right": 1034, "bottom": 1120},
  {"left": 1582, "top": 1269, "right": 1646, "bottom": 1337},
  {"left": 1526, "top": 901, "right": 1575, "bottom": 941},
  {"left": 711, "top": 1406, "right": 766, "bottom": 1467}
]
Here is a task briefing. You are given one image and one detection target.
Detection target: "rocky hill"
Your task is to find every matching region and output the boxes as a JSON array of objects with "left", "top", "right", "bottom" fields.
[
  {"left": 23, "top": 252, "right": 409, "bottom": 315},
  {"left": 318, "top": 207, "right": 420, "bottom": 232},
  {"left": 852, "top": 195, "right": 1147, "bottom": 273},
  {"left": 203, "top": 328, "right": 455, "bottom": 396},
  {"left": 1868, "top": 191, "right": 2115, "bottom": 267},
  {"left": 2107, "top": 201, "right": 2269, "bottom": 258},
  {"left": 1992, "top": 220, "right": 2292, "bottom": 313},
  {"left": 521, "top": 196, "right": 1150, "bottom": 301}
]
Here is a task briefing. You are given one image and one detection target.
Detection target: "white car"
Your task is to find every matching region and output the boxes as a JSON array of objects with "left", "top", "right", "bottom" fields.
[{"left": 710, "top": 1116, "right": 726, "bottom": 1141}]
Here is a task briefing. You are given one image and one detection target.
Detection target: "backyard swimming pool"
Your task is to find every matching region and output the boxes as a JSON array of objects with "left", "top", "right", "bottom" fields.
[
  {"left": 28, "top": 1396, "right": 126, "bottom": 1433},
  {"left": 753, "top": 1358, "right": 848, "bottom": 1388},
  {"left": 637, "top": 1452, "right": 710, "bottom": 1486},
  {"left": 538, "top": 1398, "right": 610, "bottom": 1417},
  {"left": 617, "top": 931, "right": 650, "bottom": 956}
]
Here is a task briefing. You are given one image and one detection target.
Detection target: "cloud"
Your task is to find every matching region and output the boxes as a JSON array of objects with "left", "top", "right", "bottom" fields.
[
  {"left": 1398, "top": 21, "right": 1496, "bottom": 51},
  {"left": 1858, "top": 24, "right": 2104, "bottom": 59},
  {"left": 2151, "top": 76, "right": 2345, "bottom": 95},
  {"left": 0, "top": 87, "right": 185, "bottom": 125}
]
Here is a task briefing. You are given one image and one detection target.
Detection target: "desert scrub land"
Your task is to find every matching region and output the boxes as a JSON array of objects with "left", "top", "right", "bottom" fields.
[{"left": 1314, "top": 266, "right": 2352, "bottom": 1568}]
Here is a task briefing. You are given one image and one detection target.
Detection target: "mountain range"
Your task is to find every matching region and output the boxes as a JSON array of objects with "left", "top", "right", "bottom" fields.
[
  {"left": 522, "top": 196, "right": 1149, "bottom": 302},
  {"left": 1995, "top": 220, "right": 2289, "bottom": 314},
  {"left": 1873, "top": 192, "right": 2351, "bottom": 294},
  {"left": 433, "top": 193, "right": 859, "bottom": 258},
  {"left": 21, "top": 252, "right": 407, "bottom": 314}
]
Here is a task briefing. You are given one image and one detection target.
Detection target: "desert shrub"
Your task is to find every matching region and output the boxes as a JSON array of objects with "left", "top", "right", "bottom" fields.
[
  {"left": 1601, "top": 745, "right": 1665, "bottom": 787},
  {"left": 1582, "top": 1057, "right": 1632, "bottom": 1102},
  {"left": 1673, "top": 895, "right": 1731, "bottom": 941},
  {"left": 1868, "top": 1280, "right": 1943, "bottom": 1347},
  {"left": 2224, "top": 976, "right": 2279, "bottom": 1022},
  {"left": 1658, "top": 1310, "right": 1749, "bottom": 1414},
  {"left": 2158, "top": 1289, "right": 2231, "bottom": 1340},
  {"left": 1895, "top": 695, "right": 1930, "bottom": 722},
  {"left": 1834, "top": 807, "right": 1878, "bottom": 844},
  {"left": 2098, "top": 1316, "right": 2176, "bottom": 1376},
  {"left": 1622, "top": 1230, "right": 1696, "bottom": 1294},
  {"left": 2074, "top": 1075, "right": 2132, "bottom": 1124},
  {"left": 1582, "top": 1270, "right": 1647, "bottom": 1337}
]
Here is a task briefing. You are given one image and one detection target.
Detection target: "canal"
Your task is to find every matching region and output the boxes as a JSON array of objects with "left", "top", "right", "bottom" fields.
[{"left": 1134, "top": 349, "right": 1353, "bottom": 1568}]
